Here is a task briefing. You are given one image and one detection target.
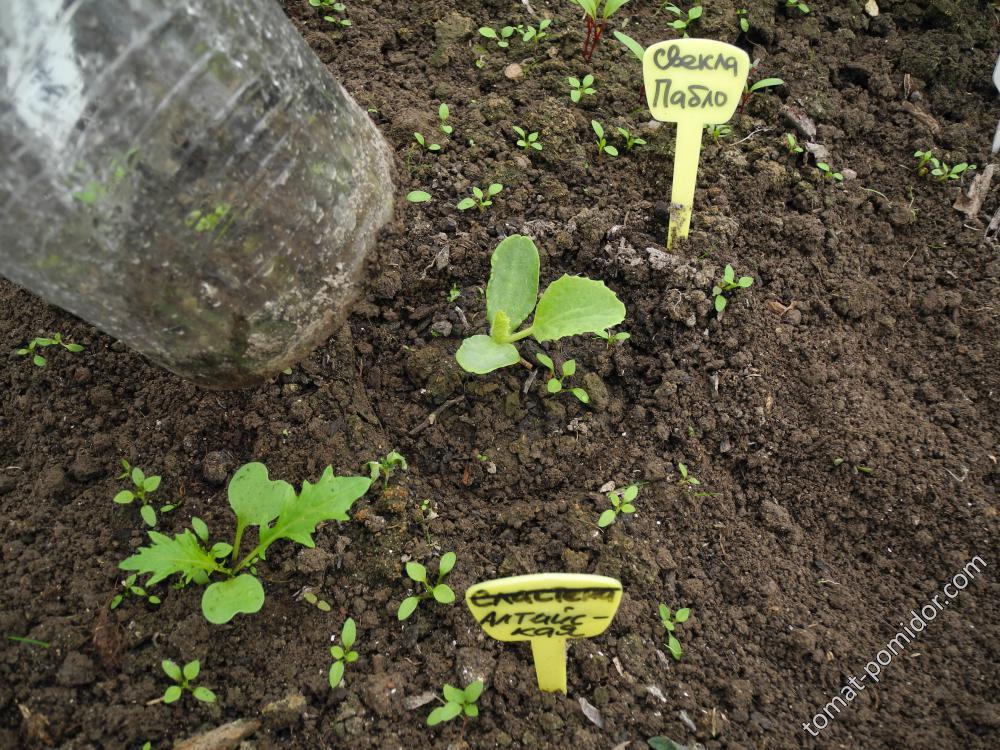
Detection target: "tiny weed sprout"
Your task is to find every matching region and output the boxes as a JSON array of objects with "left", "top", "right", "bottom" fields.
[
  {"left": 568, "top": 74, "right": 596, "bottom": 103},
  {"left": 706, "top": 123, "right": 731, "bottom": 141},
  {"left": 479, "top": 26, "right": 515, "bottom": 48},
  {"left": 302, "top": 589, "right": 332, "bottom": 612},
  {"left": 120, "top": 463, "right": 371, "bottom": 624},
  {"left": 598, "top": 484, "right": 638, "bottom": 527},
  {"left": 457, "top": 183, "right": 503, "bottom": 211},
  {"left": 365, "top": 450, "right": 408, "bottom": 487},
  {"left": 406, "top": 190, "right": 432, "bottom": 203},
  {"left": 519, "top": 19, "right": 551, "bottom": 43},
  {"left": 659, "top": 604, "right": 690, "bottom": 660},
  {"left": 185, "top": 203, "right": 233, "bottom": 233},
  {"left": 513, "top": 126, "right": 542, "bottom": 152},
  {"left": 592, "top": 120, "right": 618, "bottom": 157},
  {"left": 712, "top": 265, "right": 754, "bottom": 313},
  {"left": 454, "top": 235, "right": 625, "bottom": 374},
  {"left": 737, "top": 8, "right": 749, "bottom": 32},
  {"left": 570, "top": 0, "right": 630, "bottom": 63},
  {"left": 913, "top": 150, "right": 975, "bottom": 182},
  {"left": 114, "top": 461, "right": 175, "bottom": 528},
  {"left": 448, "top": 283, "right": 461, "bottom": 303},
  {"left": 662, "top": 3, "right": 703, "bottom": 37},
  {"left": 427, "top": 680, "right": 483, "bottom": 726},
  {"left": 739, "top": 72, "right": 785, "bottom": 113},
  {"left": 784, "top": 133, "right": 804, "bottom": 155},
  {"left": 161, "top": 659, "right": 216, "bottom": 704},
  {"left": 16, "top": 332, "right": 84, "bottom": 367},
  {"left": 616, "top": 127, "right": 646, "bottom": 151},
  {"left": 413, "top": 132, "right": 441, "bottom": 152},
  {"left": 594, "top": 328, "right": 630, "bottom": 346},
  {"left": 816, "top": 162, "right": 844, "bottom": 182},
  {"left": 677, "top": 462, "right": 700, "bottom": 487},
  {"left": 438, "top": 103, "right": 453, "bottom": 135},
  {"left": 536, "top": 354, "right": 589, "bottom": 403},
  {"left": 785, "top": 0, "right": 810, "bottom": 13},
  {"left": 612, "top": 30, "right": 644, "bottom": 62},
  {"left": 111, "top": 573, "right": 162, "bottom": 610},
  {"left": 397, "top": 552, "right": 457, "bottom": 620},
  {"left": 320, "top": 2, "right": 351, "bottom": 27},
  {"left": 329, "top": 617, "right": 358, "bottom": 689},
  {"left": 832, "top": 458, "right": 874, "bottom": 475}
]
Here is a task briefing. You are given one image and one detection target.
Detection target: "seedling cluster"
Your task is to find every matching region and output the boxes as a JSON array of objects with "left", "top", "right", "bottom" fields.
[
  {"left": 816, "top": 162, "right": 844, "bottom": 182},
  {"left": 536, "top": 354, "right": 589, "bottom": 403},
  {"left": 662, "top": 3, "right": 703, "bottom": 37},
  {"left": 457, "top": 184, "right": 503, "bottom": 211},
  {"left": 570, "top": 0, "right": 630, "bottom": 63},
  {"left": 329, "top": 617, "right": 359, "bottom": 688},
  {"left": 599, "top": 484, "right": 638, "bottom": 527},
  {"left": 365, "top": 451, "right": 408, "bottom": 486},
  {"left": 594, "top": 328, "right": 631, "bottom": 346},
  {"left": 659, "top": 604, "right": 690, "bottom": 660},
  {"left": 427, "top": 680, "right": 483, "bottom": 726},
  {"left": 712, "top": 265, "right": 754, "bottom": 313},
  {"left": 114, "top": 461, "right": 177, "bottom": 528},
  {"left": 414, "top": 132, "right": 441, "bottom": 152},
  {"left": 160, "top": 659, "right": 216, "bottom": 704},
  {"left": 398, "top": 552, "right": 457, "bottom": 620},
  {"left": 513, "top": 126, "right": 542, "bottom": 152},
  {"left": 592, "top": 120, "right": 619, "bottom": 157},
  {"left": 913, "top": 150, "right": 975, "bottom": 182},
  {"left": 16, "top": 332, "right": 83, "bottom": 367},
  {"left": 568, "top": 74, "right": 596, "bottom": 103}
]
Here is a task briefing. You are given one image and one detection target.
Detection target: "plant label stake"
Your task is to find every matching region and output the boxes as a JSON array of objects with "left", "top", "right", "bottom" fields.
[
  {"left": 465, "top": 573, "right": 622, "bottom": 693},
  {"left": 642, "top": 38, "right": 750, "bottom": 247}
]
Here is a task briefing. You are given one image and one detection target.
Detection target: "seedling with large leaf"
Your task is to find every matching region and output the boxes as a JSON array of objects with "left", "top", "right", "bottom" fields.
[
  {"left": 455, "top": 235, "right": 626, "bottom": 374},
  {"left": 397, "top": 552, "right": 457, "bottom": 620},
  {"left": 120, "top": 462, "right": 371, "bottom": 624}
]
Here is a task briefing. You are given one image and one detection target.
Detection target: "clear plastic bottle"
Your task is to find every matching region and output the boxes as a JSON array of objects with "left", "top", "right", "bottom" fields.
[{"left": 0, "top": 0, "right": 394, "bottom": 387}]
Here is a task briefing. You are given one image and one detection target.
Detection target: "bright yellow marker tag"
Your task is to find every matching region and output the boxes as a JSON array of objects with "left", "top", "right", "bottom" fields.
[
  {"left": 465, "top": 573, "right": 622, "bottom": 694},
  {"left": 643, "top": 38, "right": 750, "bottom": 247}
]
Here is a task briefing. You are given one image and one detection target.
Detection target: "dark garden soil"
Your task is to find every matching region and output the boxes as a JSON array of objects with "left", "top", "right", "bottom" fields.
[{"left": 3, "top": 1, "right": 1000, "bottom": 748}]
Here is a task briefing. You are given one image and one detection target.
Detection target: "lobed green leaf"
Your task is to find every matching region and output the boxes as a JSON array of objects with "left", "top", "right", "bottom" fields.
[
  {"left": 120, "top": 529, "right": 222, "bottom": 586},
  {"left": 258, "top": 467, "right": 370, "bottom": 549}
]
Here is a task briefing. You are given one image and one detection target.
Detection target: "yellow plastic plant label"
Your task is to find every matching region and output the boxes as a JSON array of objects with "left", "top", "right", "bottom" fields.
[
  {"left": 642, "top": 38, "right": 750, "bottom": 246},
  {"left": 465, "top": 573, "right": 623, "bottom": 693}
]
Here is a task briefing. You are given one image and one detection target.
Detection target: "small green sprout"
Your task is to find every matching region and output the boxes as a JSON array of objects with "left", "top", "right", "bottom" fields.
[
  {"left": 785, "top": 0, "right": 810, "bottom": 13},
  {"left": 616, "top": 127, "right": 646, "bottom": 151},
  {"left": 594, "top": 328, "right": 631, "bottom": 346},
  {"left": 120, "top": 463, "right": 371, "bottom": 624},
  {"left": 427, "top": 680, "right": 483, "bottom": 726},
  {"left": 438, "top": 103, "right": 453, "bottom": 135},
  {"left": 737, "top": 8, "right": 749, "bottom": 32},
  {"left": 612, "top": 30, "right": 644, "bottom": 62},
  {"left": 677, "top": 462, "right": 700, "bottom": 487},
  {"left": 455, "top": 235, "right": 625, "bottom": 374},
  {"left": 659, "top": 604, "right": 690, "bottom": 660},
  {"left": 4, "top": 635, "right": 50, "bottom": 648},
  {"left": 535, "top": 354, "right": 589, "bottom": 403},
  {"left": 365, "top": 451, "right": 408, "bottom": 487},
  {"left": 413, "top": 132, "right": 441, "bottom": 152},
  {"left": 448, "top": 283, "right": 461, "bottom": 302},
  {"left": 662, "top": 3, "right": 703, "bottom": 37},
  {"left": 832, "top": 458, "right": 874, "bottom": 475},
  {"left": 519, "top": 19, "right": 552, "bottom": 43},
  {"left": 329, "top": 617, "right": 358, "bottom": 689},
  {"left": 303, "top": 590, "right": 332, "bottom": 612},
  {"left": 816, "top": 162, "right": 844, "bottom": 182},
  {"left": 784, "top": 133, "right": 804, "bottom": 155},
  {"left": 16, "top": 332, "right": 84, "bottom": 367},
  {"left": 598, "top": 484, "right": 638, "bottom": 527},
  {"left": 185, "top": 203, "right": 233, "bottom": 233},
  {"left": 513, "top": 126, "right": 542, "bottom": 152},
  {"left": 457, "top": 183, "right": 503, "bottom": 211},
  {"left": 568, "top": 74, "right": 596, "bottom": 103},
  {"left": 913, "top": 150, "right": 975, "bottom": 182},
  {"left": 407, "top": 190, "right": 432, "bottom": 203},
  {"left": 571, "top": 0, "right": 631, "bottom": 63},
  {"left": 479, "top": 26, "right": 515, "bottom": 48},
  {"left": 397, "top": 552, "right": 457, "bottom": 620},
  {"left": 712, "top": 264, "right": 754, "bottom": 313},
  {"left": 111, "top": 573, "right": 162, "bottom": 610},
  {"left": 161, "top": 659, "right": 216, "bottom": 704},
  {"left": 592, "top": 120, "right": 618, "bottom": 157},
  {"left": 706, "top": 123, "right": 731, "bottom": 141},
  {"left": 114, "top": 461, "right": 175, "bottom": 528},
  {"left": 739, "top": 73, "right": 785, "bottom": 114}
]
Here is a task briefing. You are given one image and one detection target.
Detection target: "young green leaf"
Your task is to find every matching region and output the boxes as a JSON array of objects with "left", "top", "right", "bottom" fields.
[
  {"left": 329, "top": 660, "right": 345, "bottom": 688},
  {"left": 114, "top": 490, "right": 134, "bottom": 504},
  {"left": 397, "top": 596, "right": 420, "bottom": 620},
  {"left": 455, "top": 335, "right": 520, "bottom": 374},
  {"left": 342, "top": 617, "right": 357, "bottom": 649},
  {"left": 464, "top": 680, "right": 484, "bottom": 702},
  {"left": 407, "top": 190, "right": 431, "bottom": 203},
  {"left": 228, "top": 462, "right": 295, "bottom": 530},
  {"left": 162, "top": 660, "right": 182, "bottom": 681},
  {"left": 192, "top": 686, "right": 217, "bottom": 703},
  {"left": 674, "top": 608, "right": 690, "bottom": 622},
  {"left": 443, "top": 684, "right": 465, "bottom": 703},
  {"left": 182, "top": 660, "right": 200, "bottom": 681},
  {"left": 598, "top": 509, "right": 617, "bottom": 527},
  {"left": 432, "top": 584, "right": 456, "bottom": 604},
  {"left": 486, "top": 235, "right": 540, "bottom": 330},
  {"left": 438, "top": 551, "right": 457, "bottom": 577},
  {"left": 201, "top": 574, "right": 266, "bottom": 624},
  {"left": 120, "top": 530, "right": 223, "bottom": 585},
  {"left": 140, "top": 505, "right": 157, "bottom": 527},
  {"left": 191, "top": 516, "right": 210, "bottom": 542},
  {"left": 532, "top": 276, "right": 626, "bottom": 342},
  {"left": 428, "top": 702, "right": 463, "bottom": 726},
  {"left": 406, "top": 561, "right": 428, "bottom": 582},
  {"left": 258, "top": 468, "right": 370, "bottom": 549},
  {"left": 162, "top": 685, "right": 183, "bottom": 703}
]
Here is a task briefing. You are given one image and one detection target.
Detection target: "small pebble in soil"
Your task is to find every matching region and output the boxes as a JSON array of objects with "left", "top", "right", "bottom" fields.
[{"left": 202, "top": 450, "right": 234, "bottom": 484}]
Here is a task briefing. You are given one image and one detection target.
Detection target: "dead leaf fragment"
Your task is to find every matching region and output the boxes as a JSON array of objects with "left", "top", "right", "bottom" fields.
[
  {"left": 953, "top": 164, "right": 995, "bottom": 219},
  {"left": 901, "top": 101, "right": 941, "bottom": 134},
  {"left": 504, "top": 63, "right": 523, "bottom": 80},
  {"left": 404, "top": 691, "right": 438, "bottom": 710},
  {"left": 803, "top": 141, "right": 830, "bottom": 163},
  {"left": 173, "top": 719, "right": 260, "bottom": 750},
  {"left": 766, "top": 300, "right": 788, "bottom": 315},
  {"left": 781, "top": 106, "right": 816, "bottom": 140},
  {"left": 579, "top": 696, "right": 604, "bottom": 728}
]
